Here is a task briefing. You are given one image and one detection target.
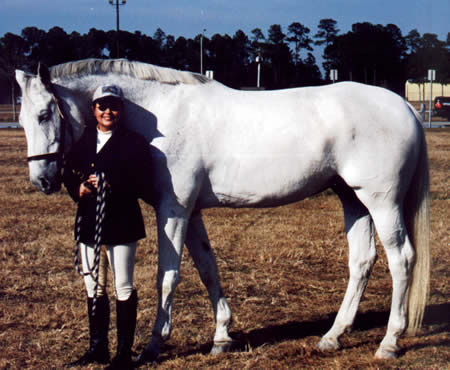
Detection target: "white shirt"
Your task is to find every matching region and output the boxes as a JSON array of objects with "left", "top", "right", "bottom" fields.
[{"left": 96, "top": 128, "right": 113, "bottom": 153}]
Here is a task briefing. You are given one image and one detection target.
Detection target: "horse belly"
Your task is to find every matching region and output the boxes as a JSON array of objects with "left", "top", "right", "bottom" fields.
[{"left": 204, "top": 153, "right": 335, "bottom": 208}]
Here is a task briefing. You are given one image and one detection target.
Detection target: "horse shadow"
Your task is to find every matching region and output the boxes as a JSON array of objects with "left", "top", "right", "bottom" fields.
[
  {"left": 159, "top": 302, "right": 450, "bottom": 360},
  {"left": 122, "top": 100, "right": 178, "bottom": 211},
  {"left": 124, "top": 100, "right": 162, "bottom": 143}
]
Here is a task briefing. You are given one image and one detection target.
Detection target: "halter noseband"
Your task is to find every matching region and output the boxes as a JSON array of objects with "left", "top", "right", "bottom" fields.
[{"left": 26, "top": 85, "right": 73, "bottom": 167}]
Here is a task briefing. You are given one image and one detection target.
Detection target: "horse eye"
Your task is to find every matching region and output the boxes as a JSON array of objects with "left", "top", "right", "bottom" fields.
[{"left": 38, "top": 110, "right": 51, "bottom": 123}]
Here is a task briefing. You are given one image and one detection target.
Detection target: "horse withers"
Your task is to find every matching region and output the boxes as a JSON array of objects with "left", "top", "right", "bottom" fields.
[{"left": 15, "top": 59, "right": 430, "bottom": 362}]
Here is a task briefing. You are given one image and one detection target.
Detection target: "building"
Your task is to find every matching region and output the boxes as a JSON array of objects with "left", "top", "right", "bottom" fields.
[{"left": 405, "top": 81, "right": 450, "bottom": 101}]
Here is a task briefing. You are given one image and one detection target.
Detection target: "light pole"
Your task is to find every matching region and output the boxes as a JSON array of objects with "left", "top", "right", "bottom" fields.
[
  {"left": 428, "top": 69, "right": 436, "bottom": 128},
  {"left": 200, "top": 29, "right": 206, "bottom": 75},
  {"left": 108, "top": 0, "right": 126, "bottom": 58},
  {"left": 256, "top": 55, "right": 261, "bottom": 88},
  {"left": 330, "top": 69, "right": 338, "bottom": 83}
]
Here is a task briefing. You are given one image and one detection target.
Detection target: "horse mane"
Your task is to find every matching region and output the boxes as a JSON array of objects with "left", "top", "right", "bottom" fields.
[{"left": 49, "top": 58, "right": 211, "bottom": 85}]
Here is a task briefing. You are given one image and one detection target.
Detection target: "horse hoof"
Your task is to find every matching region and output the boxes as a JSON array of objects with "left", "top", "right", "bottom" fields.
[
  {"left": 135, "top": 348, "right": 159, "bottom": 367},
  {"left": 317, "top": 337, "right": 340, "bottom": 351},
  {"left": 374, "top": 345, "right": 400, "bottom": 360},
  {"left": 210, "top": 341, "right": 233, "bottom": 355}
]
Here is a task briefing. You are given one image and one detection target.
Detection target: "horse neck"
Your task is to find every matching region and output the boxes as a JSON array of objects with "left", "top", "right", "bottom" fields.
[{"left": 53, "top": 77, "right": 96, "bottom": 142}]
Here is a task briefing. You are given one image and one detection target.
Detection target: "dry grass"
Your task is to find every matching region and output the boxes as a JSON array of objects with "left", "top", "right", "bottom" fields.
[{"left": 0, "top": 128, "right": 448, "bottom": 369}]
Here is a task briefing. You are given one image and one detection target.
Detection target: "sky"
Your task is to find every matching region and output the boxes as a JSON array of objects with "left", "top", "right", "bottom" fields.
[{"left": 1, "top": 0, "right": 449, "bottom": 67}]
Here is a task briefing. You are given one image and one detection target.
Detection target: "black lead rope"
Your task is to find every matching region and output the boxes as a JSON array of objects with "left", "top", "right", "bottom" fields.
[{"left": 73, "top": 171, "right": 107, "bottom": 316}]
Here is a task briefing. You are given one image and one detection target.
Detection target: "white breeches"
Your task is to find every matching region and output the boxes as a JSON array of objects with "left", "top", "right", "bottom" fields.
[{"left": 80, "top": 242, "right": 137, "bottom": 301}]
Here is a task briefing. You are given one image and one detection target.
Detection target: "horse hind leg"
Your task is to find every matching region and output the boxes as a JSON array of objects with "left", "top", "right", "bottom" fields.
[
  {"left": 185, "top": 211, "right": 233, "bottom": 354},
  {"left": 367, "top": 201, "right": 415, "bottom": 359},
  {"left": 318, "top": 183, "right": 377, "bottom": 352}
]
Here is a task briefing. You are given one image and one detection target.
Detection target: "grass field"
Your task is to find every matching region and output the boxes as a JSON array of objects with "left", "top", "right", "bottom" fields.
[{"left": 0, "top": 128, "right": 448, "bottom": 369}]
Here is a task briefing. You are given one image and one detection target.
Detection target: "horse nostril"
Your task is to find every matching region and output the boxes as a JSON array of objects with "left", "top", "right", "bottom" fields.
[{"left": 39, "top": 176, "right": 51, "bottom": 191}]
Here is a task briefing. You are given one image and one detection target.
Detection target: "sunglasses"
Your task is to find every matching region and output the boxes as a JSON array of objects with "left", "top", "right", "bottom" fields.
[{"left": 96, "top": 100, "right": 123, "bottom": 112}]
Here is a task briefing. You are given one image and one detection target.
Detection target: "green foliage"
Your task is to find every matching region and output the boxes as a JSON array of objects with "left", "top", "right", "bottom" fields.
[
  {"left": 323, "top": 23, "right": 449, "bottom": 94},
  {"left": 405, "top": 32, "right": 450, "bottom": 84}
]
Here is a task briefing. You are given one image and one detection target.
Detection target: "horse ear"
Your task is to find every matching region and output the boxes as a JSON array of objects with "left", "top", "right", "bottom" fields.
[
  {"left": 15, "top": 70, "right": 28, "bottom": 89},
  {"left": 37, "top": 63, "right": 51, "bottom": 86}
]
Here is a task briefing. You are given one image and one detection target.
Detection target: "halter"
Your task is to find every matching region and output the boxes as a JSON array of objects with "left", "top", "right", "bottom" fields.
[
  {"left": 26, "top": 84, "right": 73, "bottom": 169},
  {"left": 73, "top": 171, "right": 107, "bottom": 316}
]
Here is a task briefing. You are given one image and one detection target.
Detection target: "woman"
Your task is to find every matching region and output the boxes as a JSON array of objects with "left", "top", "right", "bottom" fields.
[{"left": 63, "top": 84, "right": 152, "bottom": 368}]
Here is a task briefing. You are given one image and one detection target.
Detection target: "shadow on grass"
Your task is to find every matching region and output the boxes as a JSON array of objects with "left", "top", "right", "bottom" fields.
[
  {"left": 423, "top": 302, "right": 450, "bottom": 332},
  {"left": 158, "top": 302, "right": 449, "bottom": 361}
]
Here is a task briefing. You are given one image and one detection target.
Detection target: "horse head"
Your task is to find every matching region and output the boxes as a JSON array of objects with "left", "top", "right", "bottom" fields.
[{"left": 16, "top": 64, "right": 69, "bottom": 194}]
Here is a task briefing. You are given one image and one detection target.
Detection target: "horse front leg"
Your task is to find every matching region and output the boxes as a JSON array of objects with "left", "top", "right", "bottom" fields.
[
  {"left": 137, "top": 204, "right": 190, "bottom": 364},
  {"left": 185, "top": 211, "right": 233, "bottom": 354}
]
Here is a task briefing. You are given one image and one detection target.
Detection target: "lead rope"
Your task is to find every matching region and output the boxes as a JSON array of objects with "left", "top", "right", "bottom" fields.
[{"left": 73, "top": 171, "right": 106, "bottom": 316}]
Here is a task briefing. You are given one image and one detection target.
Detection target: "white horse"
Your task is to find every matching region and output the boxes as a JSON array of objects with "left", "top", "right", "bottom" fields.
[{"left": 15, "top": 59, "right": 429, "bottom": 362}]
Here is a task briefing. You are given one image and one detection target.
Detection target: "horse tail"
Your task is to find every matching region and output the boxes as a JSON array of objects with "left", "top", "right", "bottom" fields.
[{"left": 405, "top": 104, "right": 430, "bottom": 334}]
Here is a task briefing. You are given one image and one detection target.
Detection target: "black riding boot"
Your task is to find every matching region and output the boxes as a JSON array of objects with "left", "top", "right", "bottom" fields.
[
  {"left": 66, "top": 295, "right": 110, "bottom": 367},
  {"left": 108, "top": 290, "right": 138, "bottom": 369}
]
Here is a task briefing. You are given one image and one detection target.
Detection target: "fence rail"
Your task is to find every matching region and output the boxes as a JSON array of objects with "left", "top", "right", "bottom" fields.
[{"left": 0, "top": 105, "right": 19, "bottom": 122}]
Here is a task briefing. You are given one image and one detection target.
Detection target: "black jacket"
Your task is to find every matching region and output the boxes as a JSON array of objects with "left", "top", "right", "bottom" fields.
[{"left": 63, "top": 126, "right": 153, "bottom": 244}]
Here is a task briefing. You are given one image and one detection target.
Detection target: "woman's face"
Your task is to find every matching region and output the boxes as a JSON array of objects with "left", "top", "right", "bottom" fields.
[{"left": 92, "top": 98, "right": 122, "bottom": 132}]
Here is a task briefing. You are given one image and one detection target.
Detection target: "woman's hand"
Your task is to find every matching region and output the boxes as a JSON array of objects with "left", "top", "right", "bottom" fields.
[{"left": 79, "top": 174, "right": 98, "bottom": 198}]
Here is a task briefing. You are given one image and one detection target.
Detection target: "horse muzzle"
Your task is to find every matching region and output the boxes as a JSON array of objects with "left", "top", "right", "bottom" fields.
[
  {"left": 29, "top": 159, "right": 62, "bottom": 194},
  {"left": 33, "top": 175, "right": 62, "bottom": 194}
]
